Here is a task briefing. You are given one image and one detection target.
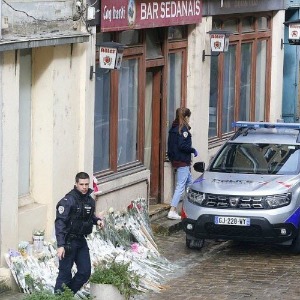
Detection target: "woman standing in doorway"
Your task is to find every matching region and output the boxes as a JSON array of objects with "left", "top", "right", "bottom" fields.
[{"left": 167, "top": 107, "right": 198, "bottom": 220}]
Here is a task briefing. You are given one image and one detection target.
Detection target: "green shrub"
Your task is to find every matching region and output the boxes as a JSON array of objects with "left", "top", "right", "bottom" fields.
[
  {"left": 89, "top": 260, "right": 141, "bottom": 300},
  {"left": 23, "top": 287, "right": 76, "bottom": 300}
]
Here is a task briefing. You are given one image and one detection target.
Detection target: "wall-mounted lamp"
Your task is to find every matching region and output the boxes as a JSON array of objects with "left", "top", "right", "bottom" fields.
[
  {"left": 281, "top": 19, "right": 300, "bottom": 49},
  {"left": 202, "top": 30, "right": 232, "bottom": 62},
  {"left": 90, "top": 41, "right": 125, "bottom": 80}
]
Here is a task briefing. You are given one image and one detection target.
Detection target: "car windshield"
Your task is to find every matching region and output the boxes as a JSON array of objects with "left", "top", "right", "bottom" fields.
[{"left": 210, "top": 143, "right": 300, "bottom": 175}]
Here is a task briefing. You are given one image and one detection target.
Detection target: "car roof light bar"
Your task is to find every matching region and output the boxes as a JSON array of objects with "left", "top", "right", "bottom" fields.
[{"left": 232, "top": 121, "right": 300, "bottom": 130}]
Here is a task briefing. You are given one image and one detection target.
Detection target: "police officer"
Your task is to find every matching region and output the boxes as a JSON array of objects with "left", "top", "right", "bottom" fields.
[
  {"left": 54, "top": 172, "right": 103, "bottom": 294},
  {"left": 167, "top": 107, "right": 198, "bottom": 220}
]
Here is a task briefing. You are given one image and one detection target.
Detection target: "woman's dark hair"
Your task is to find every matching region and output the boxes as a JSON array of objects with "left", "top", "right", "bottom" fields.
[{"left": 175, "top": 107, "right": 191, "bottom": 134}]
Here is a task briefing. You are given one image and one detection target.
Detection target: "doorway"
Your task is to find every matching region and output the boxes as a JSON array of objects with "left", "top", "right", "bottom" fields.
[{"left": 144, "top": 68, "right": 162, "bottom": 204}]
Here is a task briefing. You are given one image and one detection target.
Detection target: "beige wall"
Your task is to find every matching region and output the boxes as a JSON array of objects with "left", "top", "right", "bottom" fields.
[
  {"left": 0, "top": 51, "right": 20, "bottom": 268},
  {"left": 0, "top": 35, "right": 150, "bottom": 274},
  {"left": 270, "top": 10, "right": 285, "bottom": 122},
  {"left": 95, "top": 170, "right": 150, "bottom": 213},
  {"left": 188, "top": 19, "right": 211, "bottom": 179},
  {"left": 0, "top": 38, "right": 147, "bottom": 268},
  {"left": 0, "top": 39, "right": 94, "bottom": 271},
  {"left": 164, "top": 162, "right": 175, "bottom": 204},
  {"left": 31, "top": 45, "right": 77, "bottom": 239}
]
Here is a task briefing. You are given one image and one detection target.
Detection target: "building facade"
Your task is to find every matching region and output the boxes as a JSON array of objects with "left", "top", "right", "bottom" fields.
[
  {"left": 94, "top": 0, "right": 288, "bottom": 212},
  {"left": 203, "top": 0, "right": 286, "bottom": 159},
  {"left": 0, "top": 0, "right": 291, "bottom": 288},
  {"left": 92, "top": 0, "right": 207, "bottom": 208},
  {"left": 0, "top": 0, "right": 94, "bottom": 283},
  {"left": 282, "top": 0, "right": 300, "bottom": 122}
]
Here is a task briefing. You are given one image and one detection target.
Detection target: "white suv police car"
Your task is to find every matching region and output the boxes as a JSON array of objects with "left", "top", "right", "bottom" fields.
[{"left": 182, "top": 121, "right": 300, "bottom": 253}]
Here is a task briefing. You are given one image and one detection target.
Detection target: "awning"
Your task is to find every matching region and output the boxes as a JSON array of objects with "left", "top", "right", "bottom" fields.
[{"left": 0, "top": 32, "right": 90, "bottom": 52}]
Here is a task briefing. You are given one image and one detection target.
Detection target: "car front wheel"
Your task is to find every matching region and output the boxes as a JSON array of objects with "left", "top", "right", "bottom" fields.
[{"left": 290, "top": 229, "right": 300, "bottom": 254}]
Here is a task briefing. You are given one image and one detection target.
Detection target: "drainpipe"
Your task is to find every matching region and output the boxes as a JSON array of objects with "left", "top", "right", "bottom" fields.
[{"left": 0, "top": 0, "right": 2, "bottom": 39}]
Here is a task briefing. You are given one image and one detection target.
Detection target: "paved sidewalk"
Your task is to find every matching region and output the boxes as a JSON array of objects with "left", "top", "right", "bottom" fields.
[{"left": 0, "top": 290, "right": 25, "bottom": 300}]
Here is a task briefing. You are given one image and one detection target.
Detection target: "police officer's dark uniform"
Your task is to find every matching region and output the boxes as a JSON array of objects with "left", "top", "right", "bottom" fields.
[
  {"left": 54, "top": 186, "right": 101, "bottom": 294},
  {"left": 168, "top": 121, "right": 196, "bottom": 166}
]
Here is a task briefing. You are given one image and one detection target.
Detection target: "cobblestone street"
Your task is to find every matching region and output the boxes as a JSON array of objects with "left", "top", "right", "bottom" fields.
[{"left": 144, "top": 231, "right": 300, "bottom": 300}]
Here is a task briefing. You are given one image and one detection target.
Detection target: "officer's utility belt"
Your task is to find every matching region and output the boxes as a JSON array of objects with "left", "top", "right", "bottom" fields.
[{"left": 68, "top": 234, "right": 86, "bottom": 240}]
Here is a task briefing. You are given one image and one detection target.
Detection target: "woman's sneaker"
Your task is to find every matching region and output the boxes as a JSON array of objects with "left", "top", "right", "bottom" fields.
[{"left": 167, "top": 211, "right": 181, "bottom": 220}]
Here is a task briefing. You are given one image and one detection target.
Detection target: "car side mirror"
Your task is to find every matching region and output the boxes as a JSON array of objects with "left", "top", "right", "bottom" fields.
[{"left": 194, "top": 162, "right": 205, "bottom": 173}]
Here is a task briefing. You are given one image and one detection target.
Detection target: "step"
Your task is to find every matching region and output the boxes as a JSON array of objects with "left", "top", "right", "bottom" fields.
[
  {"left": 151, "top": 217, "right": 182, "bottom": 236},
  {"left": 148, "top": 203, "right": 170, "bottom": 222},
  {"left": 149, "top": 203, "right": 183, "bottom": 236}
]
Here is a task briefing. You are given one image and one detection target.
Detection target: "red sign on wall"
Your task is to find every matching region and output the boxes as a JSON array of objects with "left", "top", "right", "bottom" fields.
[{"left": 101, "top": 0, "right": 202, "bottom": 32}]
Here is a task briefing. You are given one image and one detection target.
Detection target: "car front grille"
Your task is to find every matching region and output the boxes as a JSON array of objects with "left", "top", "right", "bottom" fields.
[{"left": 204, "top": 194, "right": 264, "bottom": 209}]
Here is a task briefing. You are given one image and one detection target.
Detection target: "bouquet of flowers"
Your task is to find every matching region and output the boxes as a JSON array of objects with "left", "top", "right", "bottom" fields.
[{"left": 5, "top": 198, "right": 176, "bottom": 298}]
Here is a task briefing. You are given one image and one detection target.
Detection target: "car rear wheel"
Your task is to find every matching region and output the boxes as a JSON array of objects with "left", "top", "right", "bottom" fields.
[{"left": 186, "top": 235, "right": 205, "bottom": 250}]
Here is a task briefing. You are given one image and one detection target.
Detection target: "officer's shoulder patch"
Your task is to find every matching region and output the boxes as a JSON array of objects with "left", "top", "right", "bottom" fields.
[
  {"left": 58, "top": 206, "right": 65, "bottom": 214},
  {"left": 183, "top": 131, "right": 188, "bottom": 138}
]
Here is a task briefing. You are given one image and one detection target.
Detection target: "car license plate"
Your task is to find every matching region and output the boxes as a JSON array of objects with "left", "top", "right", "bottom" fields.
[{"left": 214, "top": 216, "right": 250, "bottom": 226}]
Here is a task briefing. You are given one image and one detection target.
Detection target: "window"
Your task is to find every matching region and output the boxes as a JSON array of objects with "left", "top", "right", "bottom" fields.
[
  {"left": 165, "top": 27, "right": 187, "bottom": 155},
  {"left": 94, "top": 51, "right": 143, "bottom": 174},
  {"left": 239, "top": 43, "right": 252, "bottom": 121},
  {"left": 19, "top": 49, "right": 32, "bottom": 198},
  {"left": 209, "top": 55, "right": 219, "bottom": 137},
  {"left": 146, "top": 29, "right": 163, "bottom": 59},
  {"left": 255, "top": 40, "right": 267, "bottom": 121},
  {"left": 168, "top": 26, "right": 186, "bottom": 40},
  {"left": 94, "top": 26, "right": 188, "bottom": 176},
  {"left": 242, "top": 17, "right": 254, "bottom": 33},
  {"left": 210, "top": 143, "right": 300, "bottom": 176},
  {"left": 166, "top": 45, "right": 187, "bottom": 153},
  {"left": 223, "top": 18, "right": 238, "bottom": 33},
  {"left": 209, "top": 15, "right": 271, "bottom": 140},
  {"left": 94, "top": 68, "right": 110, "bottom": 172},
  {"left": 222, "top": 44, "right": 236, "bottom": 134},
  {"left": 167, "top": 51, "right": 183, "bottom": 130},
  {"left": 144, "top": 72, "right": 153, "bottom": 170},
  {"left": 258, "top": 17, "right": 268, "bottom": 31},
  {"left": 117, "top": 59, "right": 139, "bottom": 165},
  {"left": 119, "top": 30, "right": 140, "bottom": 45}
]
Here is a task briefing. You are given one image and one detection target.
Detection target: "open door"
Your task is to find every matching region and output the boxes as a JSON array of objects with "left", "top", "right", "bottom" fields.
[{"left": 144, "top": 68, "right": 162, "bottom": 204}]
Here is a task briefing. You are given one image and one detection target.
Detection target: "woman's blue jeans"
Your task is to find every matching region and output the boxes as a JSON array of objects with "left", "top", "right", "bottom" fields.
[{"left": 170, "top": 166, "right": 192, "bottom": 208}]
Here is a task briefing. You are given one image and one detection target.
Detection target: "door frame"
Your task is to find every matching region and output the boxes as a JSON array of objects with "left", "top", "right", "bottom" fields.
[{"left": 146, "top": 67, "right": 163, "bottom": 202}]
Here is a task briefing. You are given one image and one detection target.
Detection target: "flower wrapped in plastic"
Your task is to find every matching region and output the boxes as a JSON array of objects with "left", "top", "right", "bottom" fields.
[{"left": 6, "top": 198, "right": 176, "bottom": 297}]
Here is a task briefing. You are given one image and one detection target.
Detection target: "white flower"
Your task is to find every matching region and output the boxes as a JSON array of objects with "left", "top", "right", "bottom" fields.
[
  {"left": 18, "top": 241, "right": 29, "bottom": 250},
  {"left": 6, "top": 198, "right": 176, "bottom": 295}
]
